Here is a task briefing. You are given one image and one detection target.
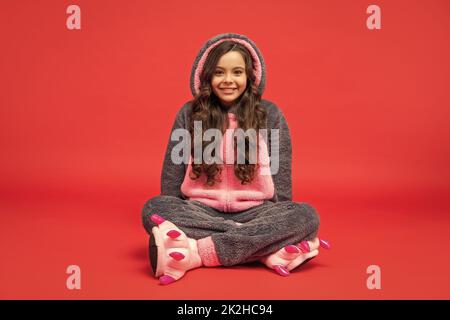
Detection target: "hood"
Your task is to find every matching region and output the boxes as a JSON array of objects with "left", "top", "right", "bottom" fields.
[{"left": 190, "top": 33, "right": 266, "bottom": 98}]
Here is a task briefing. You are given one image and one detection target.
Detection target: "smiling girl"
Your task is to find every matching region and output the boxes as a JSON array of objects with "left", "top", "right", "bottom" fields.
[{"left": 142, "top": 33, "right": 330, "bottom": 285}]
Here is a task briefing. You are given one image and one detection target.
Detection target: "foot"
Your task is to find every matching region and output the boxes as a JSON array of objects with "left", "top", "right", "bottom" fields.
[
  {"left": 261, "top": 237, "right": 330, "bottom": 276},
  {"left": 149, "top": 214, "right": 202, "bottom": 285}
]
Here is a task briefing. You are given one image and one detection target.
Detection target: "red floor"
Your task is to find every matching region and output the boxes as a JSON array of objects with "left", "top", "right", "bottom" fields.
[{"left": 1, "top": 184, "right": 449, "bottom": 300}]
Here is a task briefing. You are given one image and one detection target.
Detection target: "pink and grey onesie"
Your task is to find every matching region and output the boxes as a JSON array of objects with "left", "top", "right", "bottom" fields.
[{"left": 141, "top": 33, "right": 320, "bottom": 268}]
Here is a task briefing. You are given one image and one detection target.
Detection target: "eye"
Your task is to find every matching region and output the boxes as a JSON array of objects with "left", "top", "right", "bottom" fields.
[
  {"left": 214, "top": 70, "right": 223, "bottom": 75},
  {"left": 234, "top": 70, "right": 243, "bottom": 75}
]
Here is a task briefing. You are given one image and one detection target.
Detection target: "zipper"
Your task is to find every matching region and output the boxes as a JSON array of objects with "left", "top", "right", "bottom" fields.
[{"left": 223, "top": 127, "right": 229, "bottom": 212}]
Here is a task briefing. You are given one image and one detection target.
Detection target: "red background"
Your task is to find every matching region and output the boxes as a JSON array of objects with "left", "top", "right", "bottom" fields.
[{"left": 1, "top": 0, "right": 449, "bottom": 299}]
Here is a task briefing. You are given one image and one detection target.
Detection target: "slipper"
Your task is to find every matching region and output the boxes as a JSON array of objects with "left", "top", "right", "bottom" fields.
[{"left": 148, "top": 214, "right": 202, "bottom": 285}]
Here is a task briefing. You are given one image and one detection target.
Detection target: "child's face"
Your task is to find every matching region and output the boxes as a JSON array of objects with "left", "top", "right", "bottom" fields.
[{"left": 211, "top": 51, "right": 247, "bottom": 107}]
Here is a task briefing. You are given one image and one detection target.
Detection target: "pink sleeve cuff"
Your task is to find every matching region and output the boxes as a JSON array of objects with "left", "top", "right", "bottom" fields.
[{"left": 197, "top": 236, "right": 221, "bottom": 267}]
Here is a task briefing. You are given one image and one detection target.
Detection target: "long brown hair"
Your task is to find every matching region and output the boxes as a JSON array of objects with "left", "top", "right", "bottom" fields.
[{"left": 189, "top": 41, "right": 267, "bottom": 186}]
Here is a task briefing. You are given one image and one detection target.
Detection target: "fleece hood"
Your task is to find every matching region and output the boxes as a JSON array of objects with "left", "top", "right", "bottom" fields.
[{"left": 190, "top": 33, "right": 266, "bottom": 98}]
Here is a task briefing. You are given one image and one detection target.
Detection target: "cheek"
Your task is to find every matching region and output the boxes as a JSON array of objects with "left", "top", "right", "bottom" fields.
[
  {"left": 239, "top": 77, "right": 247, "bottom": 90},
  {"left": 211, "top": 77, "right": 220, "bottom": 88}
]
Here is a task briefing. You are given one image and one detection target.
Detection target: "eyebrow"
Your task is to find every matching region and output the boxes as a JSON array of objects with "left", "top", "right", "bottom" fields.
[{"left": 215, "top": 66, "right": 245, "bottom": 70}]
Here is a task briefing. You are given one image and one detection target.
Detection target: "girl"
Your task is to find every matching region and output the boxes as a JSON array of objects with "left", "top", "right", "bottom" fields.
[{"left": 142, "top": 33, "right": 330, "bottom": 285}]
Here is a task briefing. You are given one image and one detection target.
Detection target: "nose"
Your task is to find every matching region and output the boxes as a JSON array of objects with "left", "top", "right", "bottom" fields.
[{"left": 224, "top": 72, "right": 233, "bottom": 83}]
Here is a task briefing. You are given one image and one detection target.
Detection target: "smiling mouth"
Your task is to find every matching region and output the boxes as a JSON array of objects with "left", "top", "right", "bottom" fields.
[{"left": 220, "top": 88, "right": 237, "bottom": 94}]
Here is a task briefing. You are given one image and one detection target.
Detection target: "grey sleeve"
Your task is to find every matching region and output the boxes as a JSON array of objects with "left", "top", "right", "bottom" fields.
[
  {"left": 160, "top": 104, "right": 191, "bottom": 198},
  {"left": 266, "top": 102, "right": 293, "bottom": 201}
]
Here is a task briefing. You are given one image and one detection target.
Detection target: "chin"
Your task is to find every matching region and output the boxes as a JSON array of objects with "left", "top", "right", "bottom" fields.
[{"left": 219, "top": 97, "right": 237, "bottom": 105}]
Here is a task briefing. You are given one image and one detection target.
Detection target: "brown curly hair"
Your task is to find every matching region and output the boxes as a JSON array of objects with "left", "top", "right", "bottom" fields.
[{"left": 189, "top": 41, "right": 267, "bottom": 186}]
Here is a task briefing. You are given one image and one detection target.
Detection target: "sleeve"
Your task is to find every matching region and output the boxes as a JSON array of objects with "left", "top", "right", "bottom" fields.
[
  {"left": 160, "top": 105, "right": 190, "bottom": 198},
  {"left": 268, "top": 103, "right": 293, "bottom": 202}
]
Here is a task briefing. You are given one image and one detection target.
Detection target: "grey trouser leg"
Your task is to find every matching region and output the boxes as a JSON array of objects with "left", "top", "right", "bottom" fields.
[{"left": 142, "top": 195, "right": 320, "bottom": 266}]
